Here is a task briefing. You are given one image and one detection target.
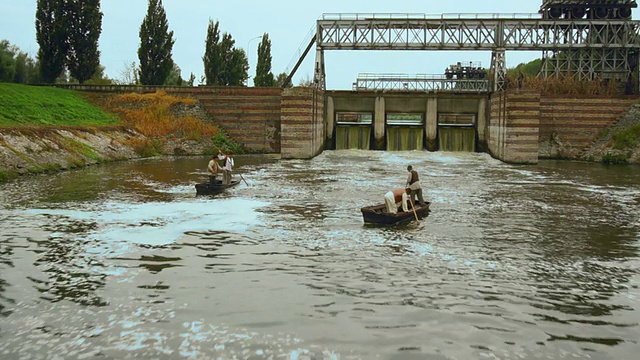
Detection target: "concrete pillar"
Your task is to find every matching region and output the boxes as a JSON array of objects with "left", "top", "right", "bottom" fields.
[
  {"left": 325, "top": 96, "right": 335, "bottom": 149},
  {"left": 425, "top": 97, "right": 438, "bottom": 151},
  {"left": 477, "top": 97, "right": 487, "bottom": 152},
  {"left": 373, "top": 96, "right": 386, "bottom": 150}
]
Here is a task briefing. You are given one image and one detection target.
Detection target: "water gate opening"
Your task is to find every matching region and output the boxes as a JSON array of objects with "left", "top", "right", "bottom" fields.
[
  {"left": 335, "top": 112, "right": 372, "bottom": 150},
  {"left": 438, "top": 113, "right": 476, "bottom": 152},
  {"left": 386, "top": 113, "right": 424, "bottom": 151}
]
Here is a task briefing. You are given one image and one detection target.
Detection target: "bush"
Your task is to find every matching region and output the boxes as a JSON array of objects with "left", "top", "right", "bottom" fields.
[
  {"left": 602, "top": 152, "right": 629, "bottom": 164},
  {"left": 211, "top": 131, "right": 244, "bottom": 154},
  {"left": 612, "top": 125, "right": 640, "bottom": 150}
]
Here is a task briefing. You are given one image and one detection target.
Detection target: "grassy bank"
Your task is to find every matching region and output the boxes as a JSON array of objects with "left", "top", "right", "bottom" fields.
[
  {"left": 0, "top": 84, "right": 243, "bottom": 183},
  {"left": 0, "top": 83, "right": 121, "bottom": 127}
]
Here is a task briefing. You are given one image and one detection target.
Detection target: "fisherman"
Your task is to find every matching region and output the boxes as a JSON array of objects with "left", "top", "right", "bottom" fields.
[
  {"left": 405, "top": 165, "right": 425, "bottom": 205},
  {"left": 207, "top": 152, "right": 224, "bottom": 185},
  {"left": 222, "top": 152, "right": 234, "bottom": 185},
  {"left": 384, "top": 188, "right": 410, "bottom": 214}
]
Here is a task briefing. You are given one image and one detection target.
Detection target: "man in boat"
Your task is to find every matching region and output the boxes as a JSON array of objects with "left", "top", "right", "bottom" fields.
[
  {"left": 384, "top": 188, "right": 410, "bottom": 214},
  {"left": 207, "top": 153, "right": 224, "bottom": 185},
  {"left": 222, "top": 152, "right": 234, "bottom": 185},
  {"left": 405, "top": 165, "right": 425, "bottom": 205}
]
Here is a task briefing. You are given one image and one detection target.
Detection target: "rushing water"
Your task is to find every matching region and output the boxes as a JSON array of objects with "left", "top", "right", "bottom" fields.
[{"left": 1, "top": 151, "right": 639, "bottom": 360}]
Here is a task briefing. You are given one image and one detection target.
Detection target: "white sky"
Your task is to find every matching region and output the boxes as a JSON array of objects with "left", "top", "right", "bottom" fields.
[{"left": 2, "top": 0, "right": 636, "bottom": 89}]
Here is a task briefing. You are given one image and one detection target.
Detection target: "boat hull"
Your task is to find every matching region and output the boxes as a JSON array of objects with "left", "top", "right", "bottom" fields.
[
  {"left": 361, "top": 202, "right": 430, "bottom": 225},
  {"left": 195, "top": 179, "right": 240, "bottom": 196}
]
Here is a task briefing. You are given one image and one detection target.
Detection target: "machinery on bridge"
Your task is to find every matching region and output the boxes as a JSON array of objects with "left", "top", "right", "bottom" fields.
[
  {"left": 444, "top": 62, "right": 487, "bottom": 80},
  {"left": 539, "top": 0, "right": 637, "bottom": 20}
]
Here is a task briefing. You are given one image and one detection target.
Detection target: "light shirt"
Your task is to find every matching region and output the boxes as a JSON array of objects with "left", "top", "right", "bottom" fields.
[{"left": 224, "top": 157, "right": 234, "bottom": 172}]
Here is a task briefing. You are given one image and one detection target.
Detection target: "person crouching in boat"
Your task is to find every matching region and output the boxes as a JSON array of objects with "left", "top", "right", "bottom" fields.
[{"left": 384, "top": 188, "right": 410, "bottom": 214}]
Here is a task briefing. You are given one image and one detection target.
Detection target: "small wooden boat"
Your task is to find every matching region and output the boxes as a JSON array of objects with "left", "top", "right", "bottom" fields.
[
  {"left": 361, "top": 201, "right": 430, "bottom": 225},
  {"left": 195, "top": 179, "right": 240, "bottom": 196}
]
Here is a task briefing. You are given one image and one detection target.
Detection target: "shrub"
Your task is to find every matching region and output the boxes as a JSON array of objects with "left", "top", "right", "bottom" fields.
[
  {"left": 612, "top": 125, "right": 640, "bottom": 150},
  {"left": 602, "top": 152, "right": 629, "bottom": 164}
]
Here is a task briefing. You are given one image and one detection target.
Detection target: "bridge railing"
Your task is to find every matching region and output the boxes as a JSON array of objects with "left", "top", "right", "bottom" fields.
[
  {"left": 353, "top": 74, "right": 490, "bottom": 92},
  {"left": 321, "top": 13, "right": 543, "bottom": 20}
]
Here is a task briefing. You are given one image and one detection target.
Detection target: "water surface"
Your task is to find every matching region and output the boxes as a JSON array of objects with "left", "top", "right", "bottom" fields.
[{"left": 1, "top": 151, "right": 639, "bottom": 359}]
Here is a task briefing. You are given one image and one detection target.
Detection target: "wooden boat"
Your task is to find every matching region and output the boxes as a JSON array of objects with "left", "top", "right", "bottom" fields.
[
  {"left": 195, "top": 179, "right": 240, "bottom": 196},
  {"left": 361, "top": 201, "right": 430, "bottom": 225}
]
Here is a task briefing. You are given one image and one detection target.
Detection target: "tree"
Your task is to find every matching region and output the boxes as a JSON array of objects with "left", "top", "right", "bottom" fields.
[
  {"left": 203, "top": 19, "right": 223, "bottom": 85},
  {"left": 219, "top": 33, "right": 248, "bottom": 86},
  {"left": 254, "top": 33, "right": 275, "bottom": 87},
  {"left": 275, "top": 72, "right": 293, "bottom": 88},
  {"left": 14, "top": 51, "right": 38, "bottom": 84},
  {"left": 138, "top": 0, "right": 175, "bottom": 85},
  {"left": 0, "top": 40, "right": 16, "bottom": 82},
  {"left": 66, "top": 0, "right": 102, "bottom": 84},
  {"left": 226, "top": 48, "right": 249, "bottom": 86},
  {"left": 36, "top": 0, "right": 67, "bottom": 83},
  {"left": 164, "top": 63, "right": 183, "bottom": 85},
  {"left": 117, "top": 61, "right": 139, "bottom": 85}
]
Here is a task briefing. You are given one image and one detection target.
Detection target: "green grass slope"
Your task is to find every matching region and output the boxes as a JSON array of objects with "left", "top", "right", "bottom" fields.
[{"left": 0, "top": 83, "right": 121, "bottom": 127}]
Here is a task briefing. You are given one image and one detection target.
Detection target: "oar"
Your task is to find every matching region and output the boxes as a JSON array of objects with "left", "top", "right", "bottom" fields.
[{"left": 409, "top": 198, "right": 419, "bottom": 222}]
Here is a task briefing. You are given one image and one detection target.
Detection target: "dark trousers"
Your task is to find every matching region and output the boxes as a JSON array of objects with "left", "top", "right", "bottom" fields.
[{"left": 409, "top": 188, "right": 425, "bottom": 205}]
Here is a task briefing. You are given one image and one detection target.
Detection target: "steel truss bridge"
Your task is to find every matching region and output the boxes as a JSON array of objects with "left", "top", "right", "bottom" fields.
[
  {"left": 286, "top": 13, "right": 640, "bottom": 92},
  {"left": 353, "top": 73, "right": 490, "bottom": 92}
]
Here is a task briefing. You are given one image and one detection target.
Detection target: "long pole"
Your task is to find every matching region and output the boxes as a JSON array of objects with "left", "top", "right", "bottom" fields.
[{"left": 409, "top": 199, "right": 419, "bottom": 222}]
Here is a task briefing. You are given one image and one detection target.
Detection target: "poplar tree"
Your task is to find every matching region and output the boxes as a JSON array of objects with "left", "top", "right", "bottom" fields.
[
  {"left": 203, "top": 19, "right": 223, "bottom": 85},
  {"left": 254, "top": 33, "right": 275, "bottom": 87},
  {"left": 138, "top": 0, "right": 175, "bottom": 85},
  {"left": 218, "top": 33, "right": 248, "bottom": 86},
  {"left": 66, "top": 0, "right": 103, "bottom": 83},
  {"left": 226, "top": 47, "right": 249, "bottom": 86},
  {"left": 35, "top": 0, "right": 67, "bottom": 83}
]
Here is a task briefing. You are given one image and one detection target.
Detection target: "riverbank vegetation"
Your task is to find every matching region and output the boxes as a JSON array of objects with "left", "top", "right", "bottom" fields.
[
  {"left": 0, "top": 84, "right": 244, "bottom": 183},
  {"left": 0, "top": 83, "right": 120, "bottom": 127}
]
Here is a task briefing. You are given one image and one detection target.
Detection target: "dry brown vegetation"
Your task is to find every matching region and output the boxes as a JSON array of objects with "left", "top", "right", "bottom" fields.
[
  {"left": 509, "top": 74, "right": 628, "bottom": 96},
  {"left": 104, "top": 91, "right": 220, "bottom": 140}
]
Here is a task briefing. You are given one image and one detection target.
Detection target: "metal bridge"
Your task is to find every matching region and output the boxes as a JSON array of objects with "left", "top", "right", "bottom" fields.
[
  {"left": 286, "top": 13, "right": 640, "bottom": 92},
  {"left": 353, "top": 73, "right": 490, "bottom": 92}
]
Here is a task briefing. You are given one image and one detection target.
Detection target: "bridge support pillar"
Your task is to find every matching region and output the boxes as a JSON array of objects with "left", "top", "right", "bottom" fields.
[
  {"left": 373, "top": 96, "right": 385, "bottom": 150},
  {"left": 425, "top": 97, "right": 438, "bottom": 151},
  {"left": 314, "top": 49, "right": 326, "bottom": 90},
  {"left": 325, "top": 96, "right": 335, "bottom": 149},
  {"left": 491, "top": 49, "right": 507, "bottom": 92},
  {"left": 477, "top": 97, "right": 487, "bottom": 151}
]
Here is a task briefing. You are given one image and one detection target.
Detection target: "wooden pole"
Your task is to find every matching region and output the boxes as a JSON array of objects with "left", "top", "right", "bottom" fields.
[
  {"left": 239, "top": 173, "right": 249, "bottom": 186},
  {"left": 409, "top": 199, "right": 419, "bottom": 222}
]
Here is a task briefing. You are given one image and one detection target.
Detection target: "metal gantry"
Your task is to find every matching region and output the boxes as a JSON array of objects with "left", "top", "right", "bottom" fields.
[
  {"left": 353, "top": 73, "right": 490, "bottom": 92},
  {"left": 305, "top": 13, "right": 640, "bottom": 91}
]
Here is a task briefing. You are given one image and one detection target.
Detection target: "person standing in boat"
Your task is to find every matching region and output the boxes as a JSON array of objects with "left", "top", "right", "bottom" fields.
[
  {"left": 405, "top": 165, "right": 425, "bottom": 205},
  {"left": 384, "top": 188, "right": 410, "bottom": 214},
  {"left": 207, "top": 151, "right": 226, "bottom": 184},
  {"left": 222, "top": 152, "right": 234, "bottom": 185}
]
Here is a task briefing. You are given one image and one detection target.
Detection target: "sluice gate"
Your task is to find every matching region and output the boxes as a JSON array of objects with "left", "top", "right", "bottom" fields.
[
  {"left": 327, "top": 92, "right": 486, "bottom": 152},
  {"left": 386, "top": 113, "right": 424, "bottom": 151},
  {"left": 438, "top": 114, "right": 477, "bottom": 152},
  {"left": 335, "top": 112, "right": 371, "bottom": 150}
]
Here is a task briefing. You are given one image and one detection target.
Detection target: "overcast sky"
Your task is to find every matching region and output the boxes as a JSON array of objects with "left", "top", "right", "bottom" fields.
[{"left": 2, "top": 0, "right": 633, "bottom": 89}]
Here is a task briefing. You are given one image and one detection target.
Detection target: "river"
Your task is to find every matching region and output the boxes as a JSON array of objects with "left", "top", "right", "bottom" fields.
[{"left": 1, "top": 150, "right": 639, "bottom": 359}]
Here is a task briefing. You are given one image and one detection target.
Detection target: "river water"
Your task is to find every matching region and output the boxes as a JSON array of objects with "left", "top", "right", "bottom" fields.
[{"left": 0, "top": 151, "right": 639, "bottom": 360}]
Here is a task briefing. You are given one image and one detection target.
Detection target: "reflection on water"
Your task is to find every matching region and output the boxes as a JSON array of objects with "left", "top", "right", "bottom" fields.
[{"left": 0, "top": 151, "right": 639, "bottom": 359}]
